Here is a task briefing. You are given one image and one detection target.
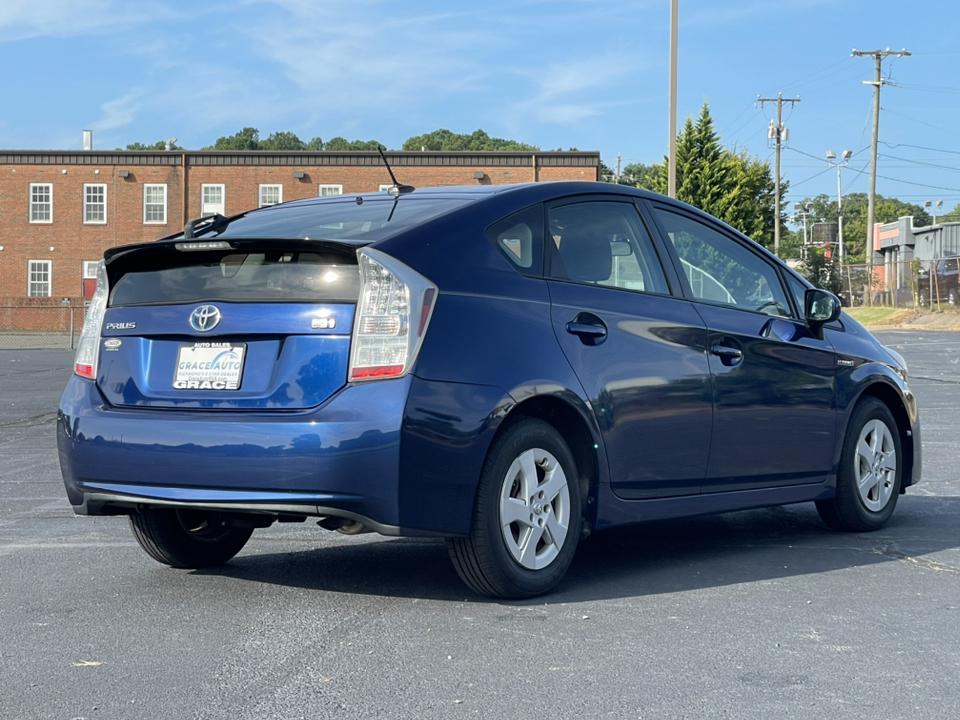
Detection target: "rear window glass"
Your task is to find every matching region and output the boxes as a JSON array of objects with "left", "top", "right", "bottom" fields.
[
  {"left": 110, "top": 251, "right": 360, "bottom": 306},
  {"left": 213, "top": 196, "right": 472, "bottom": 241}
]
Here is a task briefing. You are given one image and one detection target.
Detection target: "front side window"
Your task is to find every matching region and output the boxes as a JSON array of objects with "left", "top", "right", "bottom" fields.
[
  {"left": 201, "top": 184, "right": 225, "bottom": 216},
  {"left": 84, "top": 183, "right": 107, "bottom": 224},
  {"left": 653, "top": 208, "right": 790, "bottom": 316},
  {"left": 318, "top": 184, "right": 343, "bottom": 197},
  {"left": 546, "top": 201, "right": 669, "bottom": 295},
  {"left": 144, "top": 184, "right": 167, "bottom": 224},
  {"left": 30, "top": 183, "right": 52, "bottom": 223},
  {"left": 28, "top": 260, "right": 52, "bottom": 297},
  {"left": 259, "top": 184, "right": 282, "bottom": 207}
]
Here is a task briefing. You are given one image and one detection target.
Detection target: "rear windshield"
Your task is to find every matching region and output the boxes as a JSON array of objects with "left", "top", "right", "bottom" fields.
[
  {"left": 110, "top": 251, "right": 360, "bottom": 306},
  {"left": 213, "top": 196, "right": 472, "bottom": 241}
]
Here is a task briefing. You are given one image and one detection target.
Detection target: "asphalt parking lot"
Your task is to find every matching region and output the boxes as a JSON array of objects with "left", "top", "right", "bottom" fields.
[{"left": 2, "top": 330, "right": 959, "bottom": 720}]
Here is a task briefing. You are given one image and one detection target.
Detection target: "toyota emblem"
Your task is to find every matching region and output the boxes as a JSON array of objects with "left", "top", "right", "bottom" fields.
[{"left": 189, "top": 305, "right": 222, "bottom": 333}]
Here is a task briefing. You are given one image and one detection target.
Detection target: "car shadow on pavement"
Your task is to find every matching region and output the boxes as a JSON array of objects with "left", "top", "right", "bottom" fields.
[{"left": 196, "top": 494, "right": 960, "bottom": 604}]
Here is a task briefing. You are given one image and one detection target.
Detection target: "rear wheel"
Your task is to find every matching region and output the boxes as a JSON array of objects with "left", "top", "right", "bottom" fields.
[
  {"left": 447, "top": 419, "right": 582, "bottom": 599},
  {"left": 816, "top": 398, "right": 902, "bottom": 532},
  {"left": 129, "top": 508, "right": 254, "bottom": 568}
]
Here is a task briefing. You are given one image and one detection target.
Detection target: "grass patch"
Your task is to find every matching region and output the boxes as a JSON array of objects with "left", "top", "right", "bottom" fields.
[{"left": 844, "top": 307, "right": 914, "bottom": 326}]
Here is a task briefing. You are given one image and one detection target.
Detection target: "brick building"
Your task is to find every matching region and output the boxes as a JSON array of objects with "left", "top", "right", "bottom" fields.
[{"left": 0, "top": 149, "right": 599, "bottom": 308}]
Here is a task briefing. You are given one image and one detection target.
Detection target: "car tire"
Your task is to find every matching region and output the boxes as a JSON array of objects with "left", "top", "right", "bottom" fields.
[
  {"left": 129, "top": 508, "right": 254, "bottom": 568},
  {"left": 447, "top": 419, "right": 582, "bottom": 599},
  {"left": 816, "top": 398, "right": 902, "bottom": 532}
]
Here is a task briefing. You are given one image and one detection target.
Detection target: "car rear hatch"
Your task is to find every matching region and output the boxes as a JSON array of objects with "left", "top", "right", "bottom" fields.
[{"left": 95, "top": 239, "right": 360, "bottom": 410}]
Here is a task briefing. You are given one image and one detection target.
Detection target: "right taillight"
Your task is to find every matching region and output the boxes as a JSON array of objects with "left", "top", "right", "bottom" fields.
[
  {"left": 73, "top": 260, "right": 108, "bottom": 379},
  {"left": 349, "top": 248, "right": 437, "bottom": 382}
]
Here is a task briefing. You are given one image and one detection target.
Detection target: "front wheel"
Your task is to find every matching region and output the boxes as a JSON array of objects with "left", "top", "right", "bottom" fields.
[
  {"left": 129, "top": 508, "right": 254, "bottom": 568},
  {"left": 447, "top": 419, "right": 583, "bottom": 599},
  {"left": 816, "top": 398, "right": 902, "bottom": 532}
]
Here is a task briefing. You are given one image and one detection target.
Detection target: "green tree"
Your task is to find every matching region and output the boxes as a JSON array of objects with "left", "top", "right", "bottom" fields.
[
  {"left": 260, "top": 131, "right": 306, "bottom": 151},
  {"left": 619, "top": 163, "right": 657, "bottom": 190},
  {"left": 207, "top": 127, "right": 261, "bottom": 151},
  {"left": 793, "top": 192, "right": 932, "bottom": 261},
  {"left": 653, "top": 102, "right": 784, "bottom": 250},
  {"left": 324, "top": 137, "right": 383, "bottom": 151},
  {"left": 401, "top": 128, "right": 538, "bottom": 152},
  {"left": 119, "top": 140, "right": 184, "bottom": 151},
  {"left": 305, "top": 136, "right": 324, "bottom": 151}
]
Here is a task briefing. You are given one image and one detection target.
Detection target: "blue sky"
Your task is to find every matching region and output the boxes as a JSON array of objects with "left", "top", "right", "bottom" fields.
[{"left": 2, "top": 0, "right": 959, "bottom": 217}]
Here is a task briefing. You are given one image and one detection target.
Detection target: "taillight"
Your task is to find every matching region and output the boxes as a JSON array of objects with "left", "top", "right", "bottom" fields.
[
  {"left": 73, "top": 260, "right": 108, "bottom": 379},
  {"left": 349, "top": 248, "right": 437, "bottom": 382}
]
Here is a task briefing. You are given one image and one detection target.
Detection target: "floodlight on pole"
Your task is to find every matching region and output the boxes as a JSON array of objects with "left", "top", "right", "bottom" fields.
[{"left": 826, "top": 149, "right": 852, "bottom": 263}]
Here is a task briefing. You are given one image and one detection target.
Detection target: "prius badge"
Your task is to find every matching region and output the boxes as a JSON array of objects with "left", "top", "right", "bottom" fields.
[{"left": 189, "top": 305, "right": 222, "bottom": 333}]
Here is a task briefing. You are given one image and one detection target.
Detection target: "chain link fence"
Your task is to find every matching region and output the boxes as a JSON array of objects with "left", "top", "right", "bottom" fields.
[
  {"left": 810, "top": 257, "right": 959, "bottom": 310},
  {"left": 0, "top": 305, "right": 84, "bottom": 350}
]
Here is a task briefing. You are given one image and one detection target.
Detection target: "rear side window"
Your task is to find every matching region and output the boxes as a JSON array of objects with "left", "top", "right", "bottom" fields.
[
  {"left": 110, "top": 251, "right": 360, "bottom": 306},
  {"left": 486, "top": 205, "right": 543, "bottom": 273},
  {"left": 546, "top": 201, "right": 669, "bottom": 295}
]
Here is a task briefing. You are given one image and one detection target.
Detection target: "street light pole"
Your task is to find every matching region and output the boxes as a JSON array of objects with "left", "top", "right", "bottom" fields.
[{"left": 826, "top": 149, "right": 852, "bottom": 262}]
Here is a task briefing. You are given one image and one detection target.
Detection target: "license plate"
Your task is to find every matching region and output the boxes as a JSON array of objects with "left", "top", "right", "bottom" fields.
[{"left": 174, "top": 342, "right": 246, "bottom": 390}]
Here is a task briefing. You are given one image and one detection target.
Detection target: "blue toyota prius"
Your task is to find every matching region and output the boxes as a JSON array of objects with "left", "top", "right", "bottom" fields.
[{"left": 57, "top": 181, "right": 921, "bottom": 598}]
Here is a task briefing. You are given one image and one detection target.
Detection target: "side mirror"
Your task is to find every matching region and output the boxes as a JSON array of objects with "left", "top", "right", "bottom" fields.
[{"left": 805, "top": 288, "right": 841, "bottom": 325}]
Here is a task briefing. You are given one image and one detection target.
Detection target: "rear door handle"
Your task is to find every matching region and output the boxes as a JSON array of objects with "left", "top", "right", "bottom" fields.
[
  {"left": 710, "top": 343, "right": 743, "bottom": 366},
  {"left": 566, "top": 322, "right": 607, "bottom": 338},
  {"left": 710, "top": 345, "right": 742, "bottom": 360},
  {"left": 565, "top": 313, "right": 607, "bottom": 346}
]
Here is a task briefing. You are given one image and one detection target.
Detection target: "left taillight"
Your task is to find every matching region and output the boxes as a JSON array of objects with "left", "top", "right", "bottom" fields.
[
  {"left": 73, "top": 260, "right": 108, "bottom": 379},
  {"left": 349, "top": 248, "right": 437, "bottom": 382}
]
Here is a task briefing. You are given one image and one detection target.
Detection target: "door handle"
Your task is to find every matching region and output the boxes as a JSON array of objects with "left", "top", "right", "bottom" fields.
[
  {"left": 710, "top": 345, "right": 742, "bottom": 360},
  {"left": 566, "top": 322, "right": 607, "bottom": 338},
  {"left": 565, "top": 313, "right": 607, "bottom": 346}
]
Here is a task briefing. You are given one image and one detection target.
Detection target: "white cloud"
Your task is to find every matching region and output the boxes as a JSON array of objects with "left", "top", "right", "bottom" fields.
[
  {"left": 0, "top": 0, "right": 171, "bottom": 42},
  {"left": 90, "top": 92, "right": 144, "bottom": 133}
]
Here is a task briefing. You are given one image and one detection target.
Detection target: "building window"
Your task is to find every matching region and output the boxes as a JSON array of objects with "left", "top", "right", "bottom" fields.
[
  {"left": 259, "top": 184, "right": 282, "bottom": 207},
  {"left": 144, "top": 184, "right": 167, "bottom": 224},
  {"left": 28, "top": 260, "right": 52, "bottom": 297},
  {"left": 84, "top": 183, "right": 107, "bottom": 224},
  {"left": 29, "top": 183, "right": 53, "bottom": 223},
  {"left": 318, "top": 184, "right": 343, "bottom": 197},
  {"left": 201, "top": 184, "right": 225, "bottom": 216},
  {"left": 82, "top": 260, "right": 99, "bottom": 300}
]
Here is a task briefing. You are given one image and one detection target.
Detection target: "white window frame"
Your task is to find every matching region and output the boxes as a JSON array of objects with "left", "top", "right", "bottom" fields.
[
  {"left": 259, "top": 184, "right": 283, "bottom": 208},
  {"left": 29, "top": 183, "right": 53, "bottom": 224},
  {"left": 378, "top": 184, "right": 393, "bottom": 192},
  {"left": 144, "top": 184, "right": 167, "bottom": 224},
  {"left": 82, "top": 260, "right": 99, "bottom": 279},
  {"left": 28, "top": 259, "right": 52, "bottom": 297},
  {"left": 318, "top": 184, "right": 343, "bottom": 197},
  {"left": 201, "top": 183, "right": 225, "bottom": 217},
  {"left": 83, "top": 183, "right": 107, "bottom": 224}
]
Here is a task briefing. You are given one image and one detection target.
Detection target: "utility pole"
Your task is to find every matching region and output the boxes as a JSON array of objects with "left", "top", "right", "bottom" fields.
[
  {"left": 668, "top": 0, "right": 678, "bottom": 198},
  {"left": 616, "top": 153, "right": 622, "bottom": 184},
  {"left": 757, "top": 93, "right": 801, "bottom": 256},
  {"left": 852, "top": 48, "right": 910, "bottom": 305}
]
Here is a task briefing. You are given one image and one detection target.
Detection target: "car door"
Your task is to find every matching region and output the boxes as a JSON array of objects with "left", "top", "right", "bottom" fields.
[
  {"left": 648, "top": 204, "right": 838, "bottom": 493},
  {"left": 545, "top": 198, "right": 712, "bottom": 499}
]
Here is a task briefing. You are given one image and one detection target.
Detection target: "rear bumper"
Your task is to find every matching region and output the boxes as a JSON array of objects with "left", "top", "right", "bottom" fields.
[{"left": 57, "top": 374, "right": 417, "bottom": 533}]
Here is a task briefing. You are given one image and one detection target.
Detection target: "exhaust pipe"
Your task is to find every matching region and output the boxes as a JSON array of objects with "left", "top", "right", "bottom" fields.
[{"left": 317, "top": 517, "right": 372, "bottom": 535}]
